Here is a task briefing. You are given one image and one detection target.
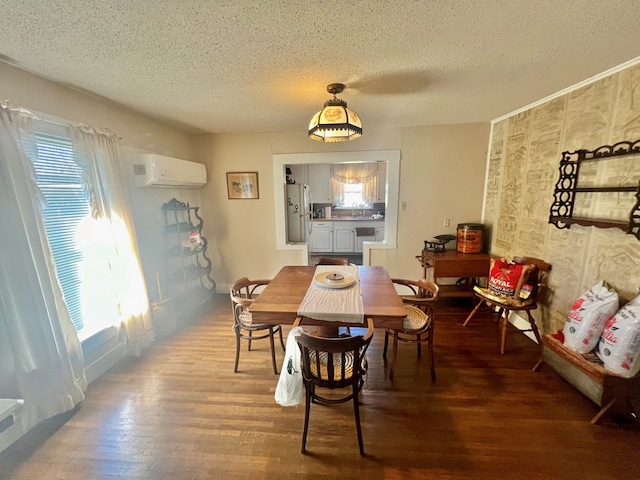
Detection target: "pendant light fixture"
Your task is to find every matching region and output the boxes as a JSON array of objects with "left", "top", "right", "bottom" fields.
[{"left": 308, "top": 83, "right": 362, "bottom": 142}]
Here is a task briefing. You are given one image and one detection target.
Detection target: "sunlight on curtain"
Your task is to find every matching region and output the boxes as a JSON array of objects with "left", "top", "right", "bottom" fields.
[
  {"left": 331, "top": 163, "right": 378, "bottom": 206},
  {"left": 0, "top": 103, "right": 86, "bottom": 444},
  {"left": 69, "top": 126, "right": 154, "bottom": 356}
]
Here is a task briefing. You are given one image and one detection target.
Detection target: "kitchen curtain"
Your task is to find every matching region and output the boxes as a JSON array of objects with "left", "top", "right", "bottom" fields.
[
  {"left": 0, "top": 103, "right": 86, "bottom": 444},
  {"left": 331, "top": 163, "right": 378, "bottom": 206}
]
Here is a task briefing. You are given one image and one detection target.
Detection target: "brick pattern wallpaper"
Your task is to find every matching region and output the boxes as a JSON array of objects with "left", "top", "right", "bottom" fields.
[{"left": 485, "top": 63, "right": 640, "bottom": 333}]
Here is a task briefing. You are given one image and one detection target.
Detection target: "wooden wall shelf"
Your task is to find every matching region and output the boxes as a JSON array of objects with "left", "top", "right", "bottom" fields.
[{"left": 548, "top": 139, "right": 640, "bottom": 240}]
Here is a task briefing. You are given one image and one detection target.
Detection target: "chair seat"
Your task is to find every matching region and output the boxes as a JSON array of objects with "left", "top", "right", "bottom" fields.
[
  {"left": 239, "top": 309, "right": 253, "bottom": 326},
  {"left": 473, "top": 286, "right": 535, "bottom": 308},
  {"left": 403, "top": 305, "right": 429, "bottom": 331},
  {"left": 238, "top": 309, "right": 276, "bottom": 330},
  {"left": 309, "top": 351, "right": 357, "bottom": 381}
]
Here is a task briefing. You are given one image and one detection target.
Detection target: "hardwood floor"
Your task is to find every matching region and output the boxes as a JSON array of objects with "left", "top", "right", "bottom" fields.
[{"left": 1, "top": 294, "right": 639, "bottom": 479}]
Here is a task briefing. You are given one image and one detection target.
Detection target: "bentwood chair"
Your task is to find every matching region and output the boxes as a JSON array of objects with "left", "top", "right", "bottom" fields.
[
  {"left": 230, "top": 277, "right": 285, "bottom": 374},
  {"left": 384, "top": 279, "right": 439, "bottom": 381},
  {"left": 316, "top": 256, "right": 350, "bottom": 266},
  {"left": 294, "top": 317, "right": 374, "bottom": 456},
  {"left": 463, "top": 256, "right": 552, "bottom": 354}
]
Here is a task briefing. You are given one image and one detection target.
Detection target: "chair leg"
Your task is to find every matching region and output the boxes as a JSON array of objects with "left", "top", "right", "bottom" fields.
[
  {"left": 353, "top": 383, "right": 364, "bottom": 456},
  {"left": 234, "top": 330, "right": 241, "bottom": 373},
  {"left": 591, "top": 398, "right": 617, "bottom": 425},
  {"left": 301, "top": 387, "right": 312, "bottom": 454},
  {"left": 382, "top": 330, "right": 390, "bottom": 364},
  {"left": 526, "top": 311, "right": 543, "bottom": 347},
  {"left": 500, "top": 309, "right": 510, "bottom": 354},
  {"left": 278, "top": 327, "right": 285, "bottom": 351},
  {"left": 268, "top": 327, "right": 278, "bottom": 375},
  {"left": 416, "top": 334, "right": 422, "bottom": 358},
  {"left": 463, "top": 298, "right": 483, "bottom": 326},
  {"left": 390, "top": 331, "right": 399, "bottom": 381},
  {"left": 247, "top": 330, "right": 253, "bottom": 351}
]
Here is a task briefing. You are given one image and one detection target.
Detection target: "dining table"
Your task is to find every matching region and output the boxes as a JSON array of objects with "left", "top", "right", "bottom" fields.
[{"left": 248, "top": 265, "right": 406, "bottom": 329}]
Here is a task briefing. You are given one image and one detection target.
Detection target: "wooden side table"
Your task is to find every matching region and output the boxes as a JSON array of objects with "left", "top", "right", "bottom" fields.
[{"left": 416, "top": 250, "right": 491, "bottom": 298}]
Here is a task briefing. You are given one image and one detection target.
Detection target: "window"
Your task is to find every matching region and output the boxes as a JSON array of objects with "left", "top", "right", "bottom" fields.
[
  {"left": 30, "top": 131, "right": 116, "bottom": 340},
  {"left": 331, "top": 163, "right": 378, "bottom": 208},
  {"left": 341, "top": 183, "right": 370, "bottom": 208}
]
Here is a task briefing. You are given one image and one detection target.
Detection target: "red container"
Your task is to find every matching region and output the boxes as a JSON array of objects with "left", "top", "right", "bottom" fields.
[{"left": 457, "top": 223, "right": 484, "bottom": 253}]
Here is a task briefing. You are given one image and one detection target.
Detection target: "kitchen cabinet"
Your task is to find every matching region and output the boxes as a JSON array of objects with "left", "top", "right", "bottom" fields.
[
  {"left": 334, "top": 224, "right": 355, "bottom": 252},
  {"left": 310, "top": 221, "right": 333, "bottom": 252},
  {"left": 375, "top": 162, "right": 387, "bottom": 203},
  {"left": 309, "top": 163, "right": 332, "bottom": 203},
  {"left": 287, "top": 164, "right": 308, "bottom": 185},
  {"left": 312, "top": 220, "right": 383, "bottom": 253},
  {"left": 355, "top": 232, "right": 375, "bottom": 252}
]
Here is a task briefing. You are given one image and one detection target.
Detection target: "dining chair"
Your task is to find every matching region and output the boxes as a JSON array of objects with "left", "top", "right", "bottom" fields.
[
  {"left": 293, "top": 317, "right": 374, "bottom": 456},
  {"left": 316, "top": 256, "right": 350, "bottom": 265},
  {"left": 230, "top": 277, "right": 285, "bottom": 374},
  {"left": 384, "top": 279, "right": 439, "bottom": 381},
  {"left": 462, "top": 256, "right": 552, "bottom": 354}
]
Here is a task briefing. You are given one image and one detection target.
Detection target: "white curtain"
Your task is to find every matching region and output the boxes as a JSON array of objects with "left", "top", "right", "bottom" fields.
[
  {"left": 0, "top": 104, "right": 86, "bottom": 434},
  {"left": 69, "top": 125, "right": 154, "bottom": 356},
  {"left": 331, "top": 163, "right": 378, "bottom": 206}
]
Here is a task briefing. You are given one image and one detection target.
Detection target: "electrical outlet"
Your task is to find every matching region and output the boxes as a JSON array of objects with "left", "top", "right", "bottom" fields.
[
  {"left": 401, "top": 201, "right": 407, "bottom": 211},
  {"left": 443, "top": 218, "right": 450, "bottom": 227}
]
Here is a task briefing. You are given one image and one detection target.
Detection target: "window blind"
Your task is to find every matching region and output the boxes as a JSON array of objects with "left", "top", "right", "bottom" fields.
[{"left": 32, "top": 132, "right": 90, "bottom": 333}]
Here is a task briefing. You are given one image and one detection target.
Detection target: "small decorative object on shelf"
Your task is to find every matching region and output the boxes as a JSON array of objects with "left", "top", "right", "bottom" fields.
[
  {"left": 549, "top": 139, "right": 640, "bottom": 240},
  {"left": 162, "top": 198, "right": 215, "bottom": 320}
]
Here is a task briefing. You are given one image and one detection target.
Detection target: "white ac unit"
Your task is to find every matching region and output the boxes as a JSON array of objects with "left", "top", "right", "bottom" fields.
[{"left": 133, "top": 154, "right": 207, "bottom": 188}]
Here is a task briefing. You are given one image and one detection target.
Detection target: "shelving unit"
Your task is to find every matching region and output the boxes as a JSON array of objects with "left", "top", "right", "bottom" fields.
[
  {"left": 162, "top": 199, "right": 215, "bottom": 320},
  {"left": 548, "top": 139, "right": 640, "bottom": 239}
]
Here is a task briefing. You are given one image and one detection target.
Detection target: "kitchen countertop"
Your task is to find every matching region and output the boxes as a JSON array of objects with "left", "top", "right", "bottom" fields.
[{"left": 313, "top": 217, "right": 384, "bottom": 222}]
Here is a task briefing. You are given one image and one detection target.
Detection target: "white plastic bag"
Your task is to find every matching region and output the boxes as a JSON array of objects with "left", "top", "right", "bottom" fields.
[
  {"left": 562, "top": 281, "right": 619, "bottom": 354},
  {"left": 598, "top": 294, "right": 640, "bottom": 378},
  {"left": 274, "top": 326, "right": 304, "bottom": 407}
]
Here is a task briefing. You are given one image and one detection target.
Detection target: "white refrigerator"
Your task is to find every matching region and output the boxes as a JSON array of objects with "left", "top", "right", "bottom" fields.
[{"left": 286, "top": 184, "right": 312, "bottom": 243}]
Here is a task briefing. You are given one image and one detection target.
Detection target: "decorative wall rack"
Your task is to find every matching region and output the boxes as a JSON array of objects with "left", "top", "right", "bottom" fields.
[{"left": 548, "top": 139, "right": 640, "bottom": 240}]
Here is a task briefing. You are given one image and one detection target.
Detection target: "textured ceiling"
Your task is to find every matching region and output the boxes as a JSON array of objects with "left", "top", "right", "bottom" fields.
[{"left": 1, "top": 1, "right": 640, "bottom": 135}]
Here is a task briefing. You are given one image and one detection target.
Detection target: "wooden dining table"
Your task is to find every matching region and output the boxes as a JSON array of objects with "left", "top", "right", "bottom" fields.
[{"left": 248, "top": 265, "right": 406, "bottom": 329}]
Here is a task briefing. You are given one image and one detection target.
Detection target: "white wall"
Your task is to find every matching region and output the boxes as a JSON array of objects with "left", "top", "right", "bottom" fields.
[{"left": 196, "top": 123, "right": 490, "bottom": 290}]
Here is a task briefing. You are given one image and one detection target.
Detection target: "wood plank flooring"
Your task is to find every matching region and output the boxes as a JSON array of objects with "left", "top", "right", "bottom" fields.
[{"left": 1, "top": 294, "right": 639, "bottom": 479}]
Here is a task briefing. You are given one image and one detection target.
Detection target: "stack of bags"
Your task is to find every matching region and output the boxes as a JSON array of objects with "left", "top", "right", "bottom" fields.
[{"left": 562, "top": 281, "right": 640, "bottom": 378}]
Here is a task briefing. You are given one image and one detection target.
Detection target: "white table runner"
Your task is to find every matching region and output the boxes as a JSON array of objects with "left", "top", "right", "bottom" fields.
[{"left": 297, "top": 265, "right": 364, "bottom": 323}]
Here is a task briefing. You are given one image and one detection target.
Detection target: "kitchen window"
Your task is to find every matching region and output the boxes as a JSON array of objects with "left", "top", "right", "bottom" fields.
[
  {"left": 342, "top": 183, "right": 370, "bottom": 208},
  {"left": 331, "top": 163, "right": 377, "bottom": 207}
]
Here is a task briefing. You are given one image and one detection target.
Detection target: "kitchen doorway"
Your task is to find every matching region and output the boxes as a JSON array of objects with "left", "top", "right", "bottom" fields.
[{"left": 272, "top": 150, "right": 400, "bottom": 266}]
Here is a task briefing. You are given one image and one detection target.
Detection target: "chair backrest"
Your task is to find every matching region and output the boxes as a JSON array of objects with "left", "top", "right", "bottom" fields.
[
  {"left": 391, "top": 278, "right": 439, "bottom": 314},
  {"left": 229, "top": 277, "right": 271, "bottom": 326},
  {"left": 512, "top": 256, "right": 551, "bottom": 301},
  {"left": 295, "top": 318, "right": 374, "bottom": 390},
  {"left": 316, "top": 256, "right": 350, "bottom": 265}
]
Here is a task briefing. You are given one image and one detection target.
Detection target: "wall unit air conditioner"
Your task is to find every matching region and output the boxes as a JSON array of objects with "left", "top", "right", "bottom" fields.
[{"left": 133, "top": 153, "right": 207, "bottom": 188}]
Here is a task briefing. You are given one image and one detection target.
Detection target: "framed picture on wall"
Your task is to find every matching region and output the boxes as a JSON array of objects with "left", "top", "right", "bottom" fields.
[{"left": 226, "top": 172, "right": 259, "bottom": 199}]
